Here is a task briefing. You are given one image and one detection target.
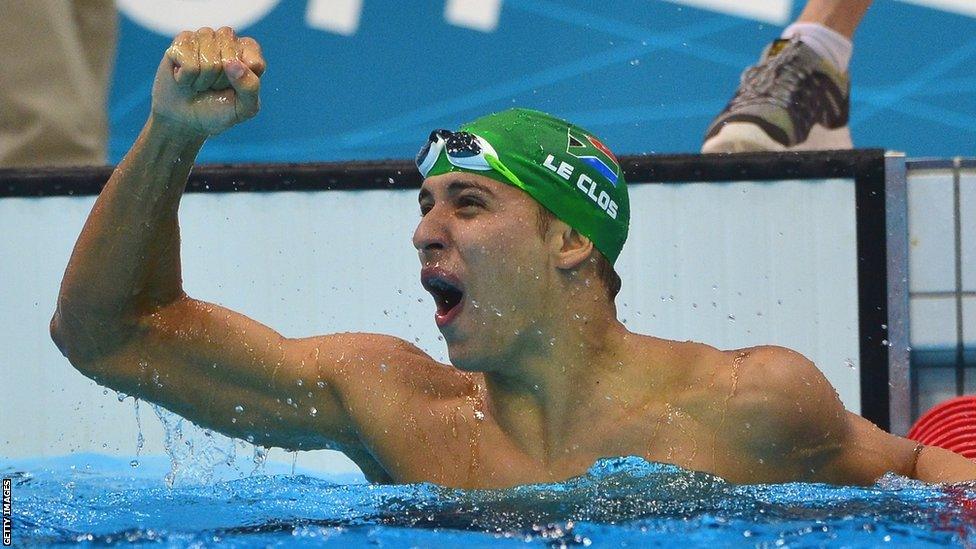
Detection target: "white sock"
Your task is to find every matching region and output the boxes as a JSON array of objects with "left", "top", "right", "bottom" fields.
[{"left": 780, "top": 22, "right": 852, "bottom": 72}]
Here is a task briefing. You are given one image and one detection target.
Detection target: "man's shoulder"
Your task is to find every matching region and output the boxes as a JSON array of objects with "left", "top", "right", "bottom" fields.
[
  {"left": 707, "top": 344, "right": 838, "bottom": 412},
  {"left": 301, "top": 331, "right": 478, "bottom": 399},
  {"left": 716, "top": 345, "right": 847, "bottom": 455},
  {"left": 728, "top": 345, "right": 821, "bottom": 390}
]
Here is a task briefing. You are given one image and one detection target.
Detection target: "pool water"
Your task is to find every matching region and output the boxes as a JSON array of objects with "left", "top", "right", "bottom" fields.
[{"left": 6, "top": 454, "right": 976, "bottom": 547}]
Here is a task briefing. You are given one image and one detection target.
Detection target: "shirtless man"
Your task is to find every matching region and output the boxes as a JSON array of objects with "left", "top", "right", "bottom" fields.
[{"left": 51, "top": 27, "right": 976, "bottom": 488}]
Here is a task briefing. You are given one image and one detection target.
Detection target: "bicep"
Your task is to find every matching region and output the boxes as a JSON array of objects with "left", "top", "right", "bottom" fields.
[{"left": 75, "top": 296, "right": 361, "bottom": 450}]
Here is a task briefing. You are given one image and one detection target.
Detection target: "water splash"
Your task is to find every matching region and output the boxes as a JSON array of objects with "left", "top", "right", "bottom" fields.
[
  {"left": 132, "top": 399, "right": 145, "bottom": 468},
  {"left": 150, "top": 404, "right": 244, "bottom": 487},
  {"left": 10, "top": 455, "right": 975, "bottom": 547}
]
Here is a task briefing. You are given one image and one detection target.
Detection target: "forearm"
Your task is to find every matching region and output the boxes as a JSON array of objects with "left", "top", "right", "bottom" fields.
[
  {"left": 53, "top": 116, "right": 205, "bottom": 357},
  {"left": 913, "top": 445, "right": 976, "bottom": 483}
]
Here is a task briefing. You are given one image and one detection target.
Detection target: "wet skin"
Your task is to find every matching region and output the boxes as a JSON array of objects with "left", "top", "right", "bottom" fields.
[{"left": 51, "top": 28, "right": 976, "bottom": 489}]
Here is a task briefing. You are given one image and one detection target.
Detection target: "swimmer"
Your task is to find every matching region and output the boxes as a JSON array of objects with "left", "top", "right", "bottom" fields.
[{"left": 52, "top": 27, "right": 976, "bottom": 488}]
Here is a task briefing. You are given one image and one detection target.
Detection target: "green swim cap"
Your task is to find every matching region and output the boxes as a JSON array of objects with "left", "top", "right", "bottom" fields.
[{"left": 418, "top": 108, "right": 630, "bottom": 264}]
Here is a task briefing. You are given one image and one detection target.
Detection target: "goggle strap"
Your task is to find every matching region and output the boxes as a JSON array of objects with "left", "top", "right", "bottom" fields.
[{"left": 485, "top": 154, "right": 526, "bottom": 189}]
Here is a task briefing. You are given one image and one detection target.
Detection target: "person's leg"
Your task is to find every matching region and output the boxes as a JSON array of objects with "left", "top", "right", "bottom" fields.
[
  {"left": 701, "top": 1, "right": 871, "bottom": 153},
  {"left": 782, "top": 0, "right": 871, "bottom": 72},
  {"left": 796, "top": 0, "right": 872, "bottom": 39}
]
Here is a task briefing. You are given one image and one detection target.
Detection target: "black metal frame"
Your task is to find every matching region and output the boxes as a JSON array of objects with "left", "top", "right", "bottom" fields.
[{"left": 0, "top": 149, "right": 893, "bottom": 429}]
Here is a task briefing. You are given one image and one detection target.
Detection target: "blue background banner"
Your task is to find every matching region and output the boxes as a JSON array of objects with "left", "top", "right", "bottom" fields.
[{"left": 109, "top": 0, "right": 976, "bottom": 163}]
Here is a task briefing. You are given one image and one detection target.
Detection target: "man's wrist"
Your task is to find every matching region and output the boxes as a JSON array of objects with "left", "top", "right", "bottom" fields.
[{"left": 145, "top": 114, "right": 210, "bottom": 146}]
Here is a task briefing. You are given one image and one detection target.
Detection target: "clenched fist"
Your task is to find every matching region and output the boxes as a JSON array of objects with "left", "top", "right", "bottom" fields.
[{"left": 151, "top": 27, "right": 266, "bottom": 138}]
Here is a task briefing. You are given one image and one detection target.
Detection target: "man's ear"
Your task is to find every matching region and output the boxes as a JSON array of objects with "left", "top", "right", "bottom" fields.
[{"left": 554, "top": 225, "right": 593, "bottom": 270}]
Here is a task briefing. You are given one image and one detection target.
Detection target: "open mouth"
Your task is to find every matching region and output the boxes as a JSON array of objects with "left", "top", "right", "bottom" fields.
[{"left": 421, "top": 269, "right": 465, "bottom": 327}]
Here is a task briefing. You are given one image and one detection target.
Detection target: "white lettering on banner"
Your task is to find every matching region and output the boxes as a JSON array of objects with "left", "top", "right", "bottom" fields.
[
  {"left": 445, "top": 0, "right": 502, "bottom": 32},
  {"left": 663, "top": 0, "right": 976, "bottom": 23},
  {"left": 661, "top": 0, "right": 792, "bottom": 24},
  {"left": 116, "top": 0, "right": 281, "bottom": 36},
  {"left": 307, "top": 0, "right": 363, "bottom": 36},
  {"left": 119, "top": 0, "right": 502, "bottom": 37},
  {"left": 118, "top": 0, "right": 976, "bottom": 38},
  {"left": 896, "top": 0, "right": 976, "bottom": 18}
]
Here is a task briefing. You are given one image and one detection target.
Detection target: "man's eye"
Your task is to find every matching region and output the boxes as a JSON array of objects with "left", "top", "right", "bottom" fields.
[{"left": 458, "top": 196, "right": 483, "bottom": 208}]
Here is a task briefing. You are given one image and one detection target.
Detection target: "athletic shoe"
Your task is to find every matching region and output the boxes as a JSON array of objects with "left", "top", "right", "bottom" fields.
[{"left": 701, "top": 38, "right": 852, "bottom": 153}]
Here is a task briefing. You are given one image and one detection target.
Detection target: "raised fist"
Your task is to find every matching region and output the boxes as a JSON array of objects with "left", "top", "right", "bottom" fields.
[{"left": 151, "top": 27, "right": 266, "bottom": 137}]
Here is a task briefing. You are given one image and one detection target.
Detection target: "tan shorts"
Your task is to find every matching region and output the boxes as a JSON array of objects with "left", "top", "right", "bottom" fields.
[{"left": 0, "top": 0, "right": 117, "bottom": 168}]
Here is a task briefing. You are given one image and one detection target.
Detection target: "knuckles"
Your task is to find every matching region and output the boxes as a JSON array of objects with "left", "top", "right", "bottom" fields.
[{"left": 168, "top": 27, "right": 265, "bottom": 74}]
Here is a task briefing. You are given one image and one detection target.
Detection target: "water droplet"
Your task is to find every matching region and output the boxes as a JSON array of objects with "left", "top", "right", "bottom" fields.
[
  {"left": 130, "top": 459, "right": 139, "bottom": 468},
  {"left": 309, "top": 407, "right": 318, "bottom": 417},
  {"left": 844, "top": 358, "right": 855, "bottom": 369},
  {"left": 473, "top": 410, "right": 485, "bottom": 421},
  {"left": 727, "top": 314, "right": 736, "bottom": 321},
  {"left": 234, "top": 405, "right": 244, "bottom": 413}
]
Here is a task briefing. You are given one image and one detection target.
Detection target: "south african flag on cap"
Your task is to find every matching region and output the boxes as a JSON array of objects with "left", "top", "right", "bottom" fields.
[{"left": 566, "top": 128, "right": 620, "bottom": 186}]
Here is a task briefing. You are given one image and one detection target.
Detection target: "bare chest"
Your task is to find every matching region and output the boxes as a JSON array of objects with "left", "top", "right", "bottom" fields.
[{"left": 363, "top": 399, "right": 754, "bottom": 488}]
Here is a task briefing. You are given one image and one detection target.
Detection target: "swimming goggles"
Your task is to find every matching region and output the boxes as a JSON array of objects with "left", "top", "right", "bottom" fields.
[{"left": 415, "top": 129, "right": 523, "bottom": 187}]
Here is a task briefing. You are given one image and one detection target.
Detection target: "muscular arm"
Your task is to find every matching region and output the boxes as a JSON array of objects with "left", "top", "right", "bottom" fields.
[
  {"left": 49, "top": 28, "right": 440, "bottom": 458},
  {"left": 51, "top": 26, "right": 257, "bottom": 363},
  {"left": 51, "top": 116, "right": 202, "bottom": 361},
  {"left": 729, "top": 346, "right": 976, "bottom": 485}
]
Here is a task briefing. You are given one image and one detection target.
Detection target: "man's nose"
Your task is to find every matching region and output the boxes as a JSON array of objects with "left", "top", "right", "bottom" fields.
[{"left": 412, "top": 206, "right": 449, "bottom": 258}]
